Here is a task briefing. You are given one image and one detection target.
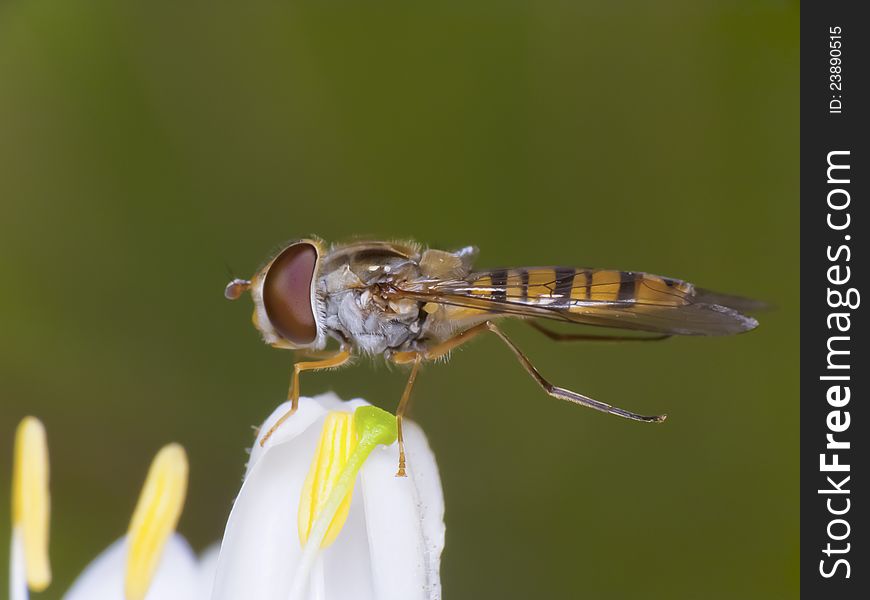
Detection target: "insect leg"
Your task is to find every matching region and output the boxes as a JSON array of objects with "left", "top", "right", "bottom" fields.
[
  {"left": 295, "top": 349, "right": 346, "bottom": 360},
  {"left": 528, "top": 321, "right": 671, "bottom": 343},
  {"left": 394, "top": 354, "right": 422, "bottom": 477},
  {"left": 258, "top": 347, "right": 352, "bottom": 447},
  {"left": 391, "top": 321, "right": 494, "bottom": 365},
  {"left": 486, "top": 322, "right": 667, "bottom": 423},
  {"left": 389, "top": 322, "right": 494, "bottom": 475}
]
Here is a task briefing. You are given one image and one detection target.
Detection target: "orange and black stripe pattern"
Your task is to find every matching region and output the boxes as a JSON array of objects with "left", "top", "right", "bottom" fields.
[{"left": 468, "top": 267, "right": 696, "bottom": 310}]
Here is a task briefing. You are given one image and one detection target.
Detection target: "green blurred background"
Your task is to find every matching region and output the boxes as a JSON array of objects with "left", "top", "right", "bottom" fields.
[{"left": 1, "top": 1, "right": 798, "bottom": 598}]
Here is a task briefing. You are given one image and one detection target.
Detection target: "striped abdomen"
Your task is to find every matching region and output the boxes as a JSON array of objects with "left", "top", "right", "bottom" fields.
[{"left": 468, "top": 267, "right": 696, "bottom": 309}]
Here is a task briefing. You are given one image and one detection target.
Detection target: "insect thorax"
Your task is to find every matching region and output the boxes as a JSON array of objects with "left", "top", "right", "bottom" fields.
[
  {"left": 315, "top": 241, "right": 482, "bottom": 355},
  {"left": 318, "top": 244, "right": 425, "bottom": 355}
]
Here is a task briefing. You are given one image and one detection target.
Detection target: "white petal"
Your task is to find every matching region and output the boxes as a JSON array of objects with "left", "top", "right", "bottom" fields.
[
  {"left": 245, "top": 393, "right": 369, "bottom": 479},
  {"left": 404, "top": 421, "right": 446, "bottom": 598},
  {"left": 215, "top": 395, "right": 443, "bottom": 600},
  {"left": 311, "top": 392, "right": 371, "bottom": 415},
  {"left": 10, "top": 528, "right": 28, "bottom": 600},
  {"left": 316, "top": 488, "right": 375, "bottom": 600},
  {"left": 359, "top": 420, "right": 445, "bottom": 600},
  {"left": 212, "top": 415, "right": 325, "bottom": 600},
  {"left": 195, "top": 544, "right": 221, "bottom": 600},
  {"left": 62, "top": 534, "right": 198, "bottom": 600},
  {"left": 215, "top": 395, "right": 375, "bottom": 600}
]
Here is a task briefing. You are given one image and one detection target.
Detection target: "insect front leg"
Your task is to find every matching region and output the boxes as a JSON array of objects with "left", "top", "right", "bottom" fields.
[
  {"left": 258, "top": 347, "right": 352, "bottom": 447},
  {"left": 295, "top": 349, "right": 346, "bottom": 360}
]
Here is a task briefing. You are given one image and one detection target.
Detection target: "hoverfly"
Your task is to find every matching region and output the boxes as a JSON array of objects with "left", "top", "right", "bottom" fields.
[{"left": 225, "top": 238, "right": 760, "bottom": 475}]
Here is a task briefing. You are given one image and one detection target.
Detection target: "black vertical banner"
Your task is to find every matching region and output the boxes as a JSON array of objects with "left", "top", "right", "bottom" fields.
[{"left": 801, "top": 2, "right": 868, "bottom": 598}]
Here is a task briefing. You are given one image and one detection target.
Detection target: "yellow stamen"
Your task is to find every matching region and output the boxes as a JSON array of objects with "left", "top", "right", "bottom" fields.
[
  {"left": 125, "top": 443, "right": 188, "bottom": 600},
  {"left": 11, "top": 417, "right": 51, "bottom": 591},
  {"left": 297, "top": 412, "right": 357, "bottom": 548},
  {"left": 288, "top": 406, "right": 398, "bottom": 599}
]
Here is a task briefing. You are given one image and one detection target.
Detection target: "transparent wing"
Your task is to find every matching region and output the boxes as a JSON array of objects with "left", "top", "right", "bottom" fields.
[{"left": 393, "top": 267, "right": 760, "bottom": 336}]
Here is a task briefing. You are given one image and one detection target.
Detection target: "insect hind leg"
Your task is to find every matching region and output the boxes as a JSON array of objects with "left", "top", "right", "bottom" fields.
[
  {"left": 528, "top": 321, "right": 671, "bottom": 343},
  {"left": 486, "top": 322, "right": 667, "bottom": 423}
]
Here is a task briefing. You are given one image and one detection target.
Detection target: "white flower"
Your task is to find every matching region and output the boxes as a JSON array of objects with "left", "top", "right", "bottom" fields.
[
  {"left": 5, "top": 416, "right": 215, "bottom": 600},
  {"left": 9, "top": 417, "right": 51, "bottom": 600},
  {"left": 212, "top": 393, "right": 445, "bottom": 600},
  {"left": 61, "top": 444, "right": 218, "bottom": 600},
  {"left": 62, "top": 536, "right": 219, "bottom": 600}
]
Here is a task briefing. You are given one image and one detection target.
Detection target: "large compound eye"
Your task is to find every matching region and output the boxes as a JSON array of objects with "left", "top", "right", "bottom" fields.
[{"left": 262, "top": 242, "right": 318, "bottom": 345}]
